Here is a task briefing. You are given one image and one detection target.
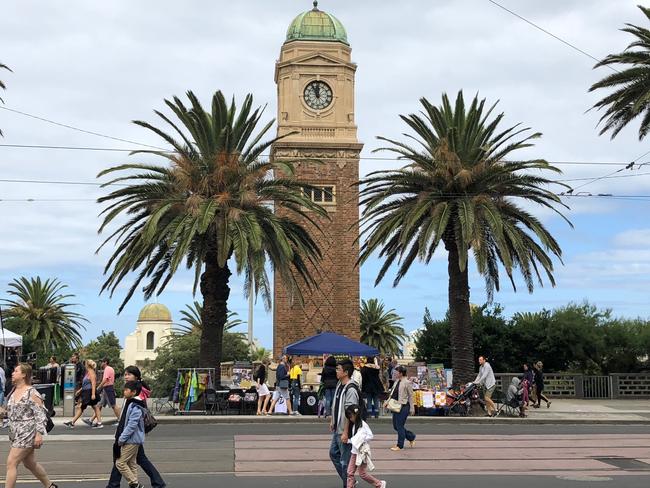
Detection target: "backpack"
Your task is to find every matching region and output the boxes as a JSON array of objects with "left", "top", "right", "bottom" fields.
[
  {"left": 345, "top": 382, "right": 368, "bottom": 421},
  {"left": 142, "top": 406, "right": 158, "bottom": 434}
]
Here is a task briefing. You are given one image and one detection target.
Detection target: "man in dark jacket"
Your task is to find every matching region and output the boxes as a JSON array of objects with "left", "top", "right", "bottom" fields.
[{"left": 268, "top": 355, "right": 293, "bottom": 415}]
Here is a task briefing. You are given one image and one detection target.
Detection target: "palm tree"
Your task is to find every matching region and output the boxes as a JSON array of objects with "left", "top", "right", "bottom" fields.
[
  {"left": 251, "top": 346, "right": 271, "bottom": 362},
  {"left": 360, "top": 298, "right": 407, "bottom": 357},
  {"left": 590, "top": 6, "right": 650, "bottom": 140},
  {"left": 359, "top": 92, "right": 571, "bottom": 383},
  {"left": 3, "top": 277, "right": 86, "bottom": 352},
  {"left": 0, "top": 62, "right": 12, "bottom": 136},
  {"left": 175, "top": 301, "right": 244, "bottom": 335},
  {"left": 97, "top": 91, "right": 325, "bottom": 378}
]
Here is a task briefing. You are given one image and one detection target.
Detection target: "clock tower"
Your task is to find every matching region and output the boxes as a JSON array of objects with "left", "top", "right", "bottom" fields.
[{"left": 272, "top": 2, "right": 363, "bottom": 358}]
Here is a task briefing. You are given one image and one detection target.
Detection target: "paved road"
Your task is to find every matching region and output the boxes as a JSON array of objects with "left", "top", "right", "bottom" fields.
[{"left": 0, "top": 423, "right": 649, "bottom": 486}]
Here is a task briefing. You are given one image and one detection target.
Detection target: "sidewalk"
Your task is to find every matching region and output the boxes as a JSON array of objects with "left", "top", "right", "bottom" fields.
[{"left": 49, "top": 399, "right": 650, "bottom": 425}]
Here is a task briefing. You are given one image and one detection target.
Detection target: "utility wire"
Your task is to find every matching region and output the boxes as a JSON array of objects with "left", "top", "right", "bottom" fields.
[
  {"left": 0, "top": 106, "right": 166, "bottom": 151},
  {"left": 2, "top": 193, "right": 650, "bottom": 203},
  {"left": 0, "top": 144, "right": 644, "bottom": 167},
  {"left": 0, "top": 170, "right": 649, "bottom": 189},
  {"left": 486, "top": 0, "right": 618, "bottom": 72}
]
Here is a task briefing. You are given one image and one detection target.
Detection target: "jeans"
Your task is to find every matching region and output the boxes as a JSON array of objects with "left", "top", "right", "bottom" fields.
[
  {"left": 329, "top": 432, "right": 352, "bottom": 488},
  {"left": 365, "top": 393, "right": 380, "bottom": 418},
  {"left": 107, "top": 445, "right": 166, "bottom": 488},
  {"left": 392, "top": 403, "right": 416, "bottom": 449},
  {"left": 324, "top": 388, "right": 335, "bottom": 416},
  {"left": 291, "top": 381, "right": 301, "bottom": 411}
]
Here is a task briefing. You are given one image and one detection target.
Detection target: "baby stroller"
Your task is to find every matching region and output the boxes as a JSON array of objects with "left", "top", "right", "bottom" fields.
[
  {"left": 495, "top": 377, "right": 526, "bottom": 417},
  {"left": 447, "top": 383, "right": 483, "bottom": 416}
]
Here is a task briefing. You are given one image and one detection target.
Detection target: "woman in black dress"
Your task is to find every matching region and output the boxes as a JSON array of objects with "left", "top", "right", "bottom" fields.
[{"left": 533, "top": 361, "right": 552, "bottom": 408}]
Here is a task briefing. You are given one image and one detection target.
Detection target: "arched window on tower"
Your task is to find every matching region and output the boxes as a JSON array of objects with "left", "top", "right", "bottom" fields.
[{"left": 146, "top": 331, "right": 155, "bottom": 350}]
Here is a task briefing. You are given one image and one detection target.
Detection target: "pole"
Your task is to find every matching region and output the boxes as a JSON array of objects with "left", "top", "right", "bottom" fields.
[{"left": 248, "top": 290, "right": 254, "bottom": 351}]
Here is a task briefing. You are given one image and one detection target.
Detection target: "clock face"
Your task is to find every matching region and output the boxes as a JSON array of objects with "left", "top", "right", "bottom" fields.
[{"left": 303, "top": 81, "right": 333, "bottom": 110}]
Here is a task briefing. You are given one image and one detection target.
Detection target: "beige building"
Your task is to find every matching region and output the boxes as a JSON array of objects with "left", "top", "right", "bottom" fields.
[{"left": 121, "top": 303, "right": 173, "bottom": 367}]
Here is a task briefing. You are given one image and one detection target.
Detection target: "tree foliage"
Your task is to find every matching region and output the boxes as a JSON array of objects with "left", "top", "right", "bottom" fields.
[
  {"left": 96, "top": 91, "right": 326, "bottom": 376},
  {"left": 174, "top": 301, "right": 244, "bottom": 335},
  {"left": 3, "top": 277, "right": 87, "bottom": 355},
  {"left": 414, "top": 302, "right": 650, "bottom": 375},
  {"left": 82, "top": 331, "right": 124, "bottom": 373},
  {"left": 360, "top": 298, "right": 407, "bottom": 357},
  {"left": 0, "top": 61, "right": 11, "bottom": 136},
  {"left": 359, "top": 91, "right": 570, "bottom": 382},
  {"left": 590, "top": 6, "right": 650, "bottom": 140}
]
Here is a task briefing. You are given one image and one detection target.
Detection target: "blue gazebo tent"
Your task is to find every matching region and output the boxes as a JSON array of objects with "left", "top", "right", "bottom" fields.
[{"left": 283, "top": 332, "right": 379, "bottom": 357}]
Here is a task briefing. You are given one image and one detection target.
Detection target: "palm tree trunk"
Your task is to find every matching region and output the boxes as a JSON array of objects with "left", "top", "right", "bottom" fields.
[
  {"left": 445, "top": 240, "right": 474, "bottom": 385},
  {"left": 199, "top": 244, "right": 231, "bottom": 384}
]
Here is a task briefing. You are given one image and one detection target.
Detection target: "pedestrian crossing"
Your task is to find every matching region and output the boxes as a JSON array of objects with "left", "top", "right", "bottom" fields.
[{"left": 234, "top": 434, "right": 650, "bottom": 477}]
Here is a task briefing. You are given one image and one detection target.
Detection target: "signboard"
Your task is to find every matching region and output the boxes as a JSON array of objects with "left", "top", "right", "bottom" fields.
[{"left": 427, "top": 364, "right": 448, "bottom": 390}]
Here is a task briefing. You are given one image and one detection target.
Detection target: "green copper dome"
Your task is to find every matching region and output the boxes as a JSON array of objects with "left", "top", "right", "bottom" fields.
[{"left": 286, "top": 1, "right": 348, "bottom": 45}]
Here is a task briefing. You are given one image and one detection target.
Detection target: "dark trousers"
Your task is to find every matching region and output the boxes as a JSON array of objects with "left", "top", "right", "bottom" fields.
[
  {"left": 107, "top": 446, "right": 165, "bottom": 488},
  {"left": 365, "top": 393, "right": 380, "bottom": 418},
  {"left": 392, "top": 403, "right": 416, "bottom": 449}
]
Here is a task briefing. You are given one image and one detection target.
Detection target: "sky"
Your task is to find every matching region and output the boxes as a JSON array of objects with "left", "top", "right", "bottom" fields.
[{"left": 1, "top": 0, "right": 649, "bottom": 351}]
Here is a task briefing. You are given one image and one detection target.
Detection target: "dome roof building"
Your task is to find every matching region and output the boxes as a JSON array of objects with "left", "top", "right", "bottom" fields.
[
  {"left": 137, "top": 303, "right": 172, "bottom": 322},
  {"left": 121, "top": 303, "right": 174, "bottom": 368},
  {"left": 285, "top": 1, "right": 348, "bottom": 45}
]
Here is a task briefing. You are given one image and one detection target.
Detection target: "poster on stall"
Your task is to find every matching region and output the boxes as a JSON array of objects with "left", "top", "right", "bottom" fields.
[
  {"left": 427, "top": 364, "right": 447, "bottom": 390},
  {"left": 232, "top": 367, "right": 252, "bottom": 388},
  {"left": 416, "top": 366, "right": 429, "bottom": 387}
]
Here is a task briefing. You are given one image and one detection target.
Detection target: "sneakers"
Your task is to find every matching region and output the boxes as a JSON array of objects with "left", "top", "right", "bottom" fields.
[
  {"left": 92, "top": 422, "right": 104, "bottom": 429},
  {"left": 63, "top": 421, "right": 74, "bottom": 429},
  {"left": 547, "top": 401, "right": 552, "bottom": 409},
  {"left": 409, "top": 439, "right": 416, "bottom": 448},
  {"left": 82, "top": 418, "right": 93, "bottom": 427},
  {"left": 390, "top": 446, "right": 402, "bottom": 451},
  {"left": 128, "top": 484, "right": 144, "bottom": 488},
  {"left": 380, "top": 481, "right": 387, "bottom": 488}
]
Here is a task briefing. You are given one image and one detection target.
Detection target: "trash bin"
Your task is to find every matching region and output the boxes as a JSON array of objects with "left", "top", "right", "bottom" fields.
[
  {"left": 33, "top": 383, "right": 55, "bottom": 417},
  {"left": 299, "top": 391, "right": 318, "bottom": 415}
]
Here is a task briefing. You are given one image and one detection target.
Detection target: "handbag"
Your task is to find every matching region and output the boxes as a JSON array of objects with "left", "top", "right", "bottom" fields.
[{"left": 385, "top": 382, "right": 402, "bottom": 413}]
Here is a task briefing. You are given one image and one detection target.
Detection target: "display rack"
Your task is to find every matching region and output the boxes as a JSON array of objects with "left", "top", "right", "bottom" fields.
[{"left": 173, "top": 368, "right": 216, "bottom": 415}]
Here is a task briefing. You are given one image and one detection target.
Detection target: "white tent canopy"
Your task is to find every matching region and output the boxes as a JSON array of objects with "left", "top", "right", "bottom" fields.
[{"left": 0, "top": 329, "right": 22, "bottom": 348}]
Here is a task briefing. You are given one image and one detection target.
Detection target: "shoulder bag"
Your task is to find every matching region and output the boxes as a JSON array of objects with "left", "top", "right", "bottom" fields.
[{"left": 384, "top": 381, "right": 402, "bottom": 413}]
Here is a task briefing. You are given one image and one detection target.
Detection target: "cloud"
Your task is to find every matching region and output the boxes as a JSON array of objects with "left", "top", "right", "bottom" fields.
[{"left": 613, "top": 229, "right": 650, "bottom": 248}]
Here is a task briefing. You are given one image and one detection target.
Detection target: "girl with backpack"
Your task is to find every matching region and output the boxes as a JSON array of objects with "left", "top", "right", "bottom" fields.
[{"left": 344, "top": 404, "right": 386, "bottom": 488}]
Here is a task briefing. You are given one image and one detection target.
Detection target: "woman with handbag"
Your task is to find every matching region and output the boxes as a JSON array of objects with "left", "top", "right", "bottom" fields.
[
  {"left": 268, "top": 355, "right": 294, "bottom": 415},
  {"left": 64, "top": 359, "right": 102, "bottom": 429},
  {"left": 4, "top": 363, "right": 57, "bottom": 488},
  {"left": 384, "top": 366, "right": 416, "bottom": 451}
]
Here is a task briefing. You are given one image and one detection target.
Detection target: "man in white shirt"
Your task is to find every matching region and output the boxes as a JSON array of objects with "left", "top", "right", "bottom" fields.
[{"left": 473, "top": 356, "right": 496, "bottom": 417}]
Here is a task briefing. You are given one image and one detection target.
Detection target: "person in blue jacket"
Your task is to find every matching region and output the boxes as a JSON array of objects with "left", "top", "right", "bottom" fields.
[{"left": 114, "top": 381, "right": 145, "bottom": 488}]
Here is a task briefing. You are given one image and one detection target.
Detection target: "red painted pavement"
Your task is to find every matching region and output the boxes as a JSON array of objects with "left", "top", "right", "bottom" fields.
[{"left": 234, "top": 434, "right": 650, "bottom": 477}]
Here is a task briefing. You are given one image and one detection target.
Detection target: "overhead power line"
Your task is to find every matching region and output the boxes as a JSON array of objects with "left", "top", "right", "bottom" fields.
[
  {"left": 0, "top": 106, "right": 166, "bottom": 151},
  {"left": 2, "top": 193, "right": 650, "bottom": 204},
  {"left": 485, "top": 0, "right": 618, "bottom": 72},
  {"left": 0, "top": 143, "right": 646, "bottom": 167},
  {"left": 0, "top": 169, "right": 648, "bottom": 190}
]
